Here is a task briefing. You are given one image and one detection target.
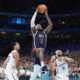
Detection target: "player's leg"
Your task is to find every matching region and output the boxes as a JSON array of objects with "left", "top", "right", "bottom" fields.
[
  {"left": 12, "top": 72, "right": 19, "bottom": 80},
  {"left": 35, "top": 48, "right": 45, "bottom": 67},
  {"left": 33, "top": 48, "right": 41, "bottom": 65},
  {"left": 5, "top": 68, "right": 19, "bottom": 80},
  {"left": 38, "top": 48, "right": 45, "bottom": 67},
  {"left": 5, "top": 71, "right": 16, "bottom": 80},
  {"left": 35, "top": 56, "right": 41, "bottom": 65}
]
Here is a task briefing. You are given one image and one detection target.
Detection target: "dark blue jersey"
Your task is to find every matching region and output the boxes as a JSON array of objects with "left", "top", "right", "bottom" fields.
[{"left": 33, "top": 31, "right": 47, "bottom": 48}]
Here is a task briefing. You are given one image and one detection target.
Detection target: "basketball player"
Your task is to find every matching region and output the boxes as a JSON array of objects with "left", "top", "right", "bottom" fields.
[
  {"left": 50, "top": 50, "right": 74, "bottom": 80},
  {"left": 30, "top": 5, "right": 53, "bottom": 80},
  {"left": 31, "top": 6, "right": 53, "bottom": 67},
  {"left": 3, "top": 42, "right": 20, "bottom": 80}
]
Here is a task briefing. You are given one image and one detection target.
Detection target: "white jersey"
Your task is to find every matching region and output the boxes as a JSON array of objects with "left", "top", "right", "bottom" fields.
[
  {"left": 5, "top": 50, "right": 19, "bottom": 80},
  {"left": 6, "top": 50, "right": 17, "bottom": 68},
  {"left": 55, "top": 57, "right": 69, "bottom": 78}
]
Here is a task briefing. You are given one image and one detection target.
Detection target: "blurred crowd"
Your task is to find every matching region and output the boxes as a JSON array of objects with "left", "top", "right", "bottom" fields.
[{"left": 0, "top": 55, "right": 80, "bottom": 80}]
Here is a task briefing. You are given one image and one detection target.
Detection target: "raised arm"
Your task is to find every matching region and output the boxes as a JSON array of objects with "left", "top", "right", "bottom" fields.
[
  {"left": 50, "top": 55, "right": 55, "bottom": 63},
  {"left": 30, "top": 8, "right": 38, "bottom": 35},
  {"left": 44, "top": 10, "right": 53, "bottom": 34},
  {"left": 63, "top": 56, "right": 74, "bottom": 63},
  {"left": 51, "top": 60, "right": 57, "bottom": 80}
]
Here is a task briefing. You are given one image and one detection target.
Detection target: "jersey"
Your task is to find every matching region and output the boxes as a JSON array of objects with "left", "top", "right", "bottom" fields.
[
  {"left": 55, "top": 57, "right": 69, "bottom": 78},
  {"left": 33, "top": 31, "right": 47, "bottom": 48},
  {"left": 5, "top": 50, "right": 19, "bottom": 80},
  {"left": 6, "top": 50, "right": 16, "bottom": 68}
]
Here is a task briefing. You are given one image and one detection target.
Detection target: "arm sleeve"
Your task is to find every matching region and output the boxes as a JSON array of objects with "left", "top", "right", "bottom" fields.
[{"left": 31, "top": 11, "right": 38, "bottom": 28}]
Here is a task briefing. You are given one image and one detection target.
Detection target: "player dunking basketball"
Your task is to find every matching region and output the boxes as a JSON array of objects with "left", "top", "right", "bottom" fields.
[
  {"left": 3, "top": 42, "right": 20, "bottom": 80},
  {"left": 30, "top": 5, "right": 53, "bottom": 80},
  {"left": 31, "top": 5, "right": 53, "bottom": 67}
]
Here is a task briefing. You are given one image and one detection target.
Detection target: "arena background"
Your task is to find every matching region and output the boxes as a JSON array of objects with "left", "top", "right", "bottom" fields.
[{"left": 0, "top": 0, "right": 80, "bottom": 80}]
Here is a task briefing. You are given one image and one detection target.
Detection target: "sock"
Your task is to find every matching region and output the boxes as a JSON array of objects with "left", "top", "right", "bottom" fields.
[{"left": 41, "top": 61, "right": 44, "bottom": 67}]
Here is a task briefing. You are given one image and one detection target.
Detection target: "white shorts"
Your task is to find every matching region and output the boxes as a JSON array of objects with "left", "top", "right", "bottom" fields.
[
  {"left": 5, "top": 67, "right": 19, "bottom": 80},
  {"left": 56, "top": 76, "right": 69, "bottom": 80}
]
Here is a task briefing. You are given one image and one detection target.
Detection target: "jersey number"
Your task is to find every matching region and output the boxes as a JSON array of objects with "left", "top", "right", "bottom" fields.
[
  {"left": 39, "top": 38, "right": 44, "bottom": 44},
  {"left": 62, "top": 66, "right": 65, "bottom": 70}
]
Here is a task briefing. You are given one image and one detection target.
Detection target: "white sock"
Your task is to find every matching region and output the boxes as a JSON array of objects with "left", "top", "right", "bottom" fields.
[{"left": 41, "top": 61, "right": 44, "bottom": 67}]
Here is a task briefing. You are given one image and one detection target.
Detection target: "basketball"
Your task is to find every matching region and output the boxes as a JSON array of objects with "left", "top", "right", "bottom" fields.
[{"left": 38, "top": 4, "right": 47, "bottom": 13}]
